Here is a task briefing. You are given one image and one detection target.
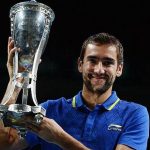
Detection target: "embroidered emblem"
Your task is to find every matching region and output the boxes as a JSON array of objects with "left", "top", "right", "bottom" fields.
[{"left": 108, "top": 124, "right": 122, "bottom": 131}]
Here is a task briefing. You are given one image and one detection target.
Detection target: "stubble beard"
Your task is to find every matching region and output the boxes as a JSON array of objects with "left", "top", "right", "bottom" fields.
[{"left": 83, "top": 74, "right": 114, "bottom": 95}]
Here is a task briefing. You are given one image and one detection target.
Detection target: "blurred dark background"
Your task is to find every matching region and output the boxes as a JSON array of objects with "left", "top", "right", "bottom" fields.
[{"left": 0, "top": 0, "right": 149, "bottom": 149}]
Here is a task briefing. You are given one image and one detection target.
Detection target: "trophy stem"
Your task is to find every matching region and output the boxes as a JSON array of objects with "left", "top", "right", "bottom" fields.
[
  {"left": 22, "top": 76, "right": 29, "bottom": 105},
  {"left": 22, "top": 88, "right": 28, "bottom": 105}
]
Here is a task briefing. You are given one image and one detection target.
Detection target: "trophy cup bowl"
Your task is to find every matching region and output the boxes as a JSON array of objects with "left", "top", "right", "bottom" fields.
[{"left": 0, "top": 0, "right": 55, "bottom": 136}]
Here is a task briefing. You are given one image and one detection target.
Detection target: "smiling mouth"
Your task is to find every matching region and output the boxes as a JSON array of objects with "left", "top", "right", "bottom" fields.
[
  {"left": 88, "top": 74, "right": 108, "bottom": 85},
  {"left": 91, "top": 76, "right": 106, "bottom": 85},
  {"left": 92, "top": 77, "right": 105, "bottom": 82},
  {"left": 89, "top": 74, "right": 107, "bottom": 80}
]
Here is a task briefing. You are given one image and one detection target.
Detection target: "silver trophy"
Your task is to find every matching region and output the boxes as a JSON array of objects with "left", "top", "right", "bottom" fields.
[{"left": 0, "top": 0, "right": 55, "bottom": 136}]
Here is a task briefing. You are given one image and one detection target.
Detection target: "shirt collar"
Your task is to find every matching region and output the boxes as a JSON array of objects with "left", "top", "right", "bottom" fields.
[
  {"left": 102, "top": 91, "right": 120, "bottom": 110},
  {"left": 72, "top": 91, "right": 120, "bottom": 111}
]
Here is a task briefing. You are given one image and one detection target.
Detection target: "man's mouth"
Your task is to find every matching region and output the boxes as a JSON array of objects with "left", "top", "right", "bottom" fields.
[
  {"left": 92, "top": 77, "right": 105, "bottom": 83},
  {"left": 88, "top": 74, "right": 107, "bottom": 80},
  {"left": 87, "top": 74, "right": 107, "bottom": 85}
]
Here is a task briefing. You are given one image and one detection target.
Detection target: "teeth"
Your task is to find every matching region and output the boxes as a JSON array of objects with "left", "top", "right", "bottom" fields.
[
  {"left": 92, "top": 75, "right": 105, "bottom": 79},
  {"left": 88, "top": 74, "right": 106, "bottom": 79}
]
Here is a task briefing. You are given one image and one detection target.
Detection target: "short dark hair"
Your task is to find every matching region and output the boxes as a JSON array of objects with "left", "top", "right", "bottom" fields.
[{"left": 79, "top": 33, "right": 124, "bottom": 65}]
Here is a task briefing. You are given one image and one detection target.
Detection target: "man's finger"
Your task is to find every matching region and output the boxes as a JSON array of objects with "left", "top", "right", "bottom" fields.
[
  {"left": 8, "top": 37, "right": 14, "bottom": 54},
  {"left": 7, "top": 47, "right": 17, "bottom": 65}
]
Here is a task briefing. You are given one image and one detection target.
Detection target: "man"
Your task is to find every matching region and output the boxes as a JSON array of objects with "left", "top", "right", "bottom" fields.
[{"left": 0, "top": 33, "right": 149, "bottom": 150}]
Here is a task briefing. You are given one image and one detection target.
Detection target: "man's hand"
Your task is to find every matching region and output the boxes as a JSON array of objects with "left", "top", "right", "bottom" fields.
[
  {"left": 0, "top": 121, "right": 20, "bottom": 150},
  {"left": 26, "top": 117, "right": 65, "bottom": 143},
  {"left": 26, "top": 117, "right": 90, "bottom": 150},
  {"left": 7, "top": 37, "right": 17, "bottom": 79},
  {"left": 0, "top": 37, "right": 23, "bottom": 105},
  {"left": 7, "top": 37, "right": 25, "bottom": 79}
]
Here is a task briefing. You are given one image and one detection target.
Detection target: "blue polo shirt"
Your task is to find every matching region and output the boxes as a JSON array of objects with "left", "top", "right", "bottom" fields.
[{"left": 25, "top": 91, "right": 149, "bottom": 150}]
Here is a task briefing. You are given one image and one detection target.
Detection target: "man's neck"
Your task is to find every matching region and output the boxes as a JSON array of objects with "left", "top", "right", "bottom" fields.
[{"left": 82, "top": 86, "right": 112, "bottom": 110}]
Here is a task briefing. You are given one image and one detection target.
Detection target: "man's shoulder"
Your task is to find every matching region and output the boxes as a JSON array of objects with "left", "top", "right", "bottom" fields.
[
  {"left": 117, "top": 99, "right": 149, "bottom": 117},
  {"left": 39, "top": 97, "right": 74, "bottom": 118},
  {"left": 40, "top": 97, "right": 72, "bottom": 108},
  {"left": 119, "top": 99, "right": 147, "bottom": 110},
  {"left": 116, "top": 100, "right": 149, "bottom": 150}
]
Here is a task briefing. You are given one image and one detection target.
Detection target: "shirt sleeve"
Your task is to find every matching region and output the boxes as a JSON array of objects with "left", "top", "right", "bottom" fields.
[
  {"left": 118, "top": 105, "right": 149, "bottom": 150},
  {"left": 25, "top": 131, "right": 41, "bottom": 149}
]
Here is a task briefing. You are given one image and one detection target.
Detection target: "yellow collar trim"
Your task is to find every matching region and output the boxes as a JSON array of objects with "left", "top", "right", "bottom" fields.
[
  {"left": 72, "top": 96, "right": 120, "bottom": 110},
  {"left": 107, "top": 98, "right": 120, "bottom": 110},
  {"left": 72, "top": 96, "right": 76, "bottom": 108}
]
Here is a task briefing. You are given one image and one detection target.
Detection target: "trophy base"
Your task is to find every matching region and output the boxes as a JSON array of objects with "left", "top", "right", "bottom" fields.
[{"left": 0, "top": 104, "right": 46, "bottom": 136}]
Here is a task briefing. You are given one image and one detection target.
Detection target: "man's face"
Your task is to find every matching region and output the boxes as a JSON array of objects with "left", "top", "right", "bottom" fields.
[{"left": 78, "top": 44, "right": 123, "bottom": 94}]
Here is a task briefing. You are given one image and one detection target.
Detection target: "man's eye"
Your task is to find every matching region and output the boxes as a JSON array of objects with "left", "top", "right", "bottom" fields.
[
  {"left": 89, "top": 59, "right": 97, "bottom": 63},
  {"left": 103, "top": 61, "right": 113, "bottom": 66}
]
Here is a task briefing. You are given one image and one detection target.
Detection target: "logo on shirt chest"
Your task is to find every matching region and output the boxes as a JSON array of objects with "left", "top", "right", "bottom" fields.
[{"left": 108, "top": 124, "right": 122, "bottom": 131}]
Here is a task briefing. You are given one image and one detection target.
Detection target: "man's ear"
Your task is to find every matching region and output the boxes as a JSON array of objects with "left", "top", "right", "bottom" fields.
[
  {"left": 116, "top": 64, "right": 123, "bottom": 77},
  {"left": 78, "top": 57, "right": 83, "bottom": 73}
]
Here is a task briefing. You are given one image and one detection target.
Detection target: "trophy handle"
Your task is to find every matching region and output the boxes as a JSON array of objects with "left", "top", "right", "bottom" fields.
[
  {"left": 31, "top": 81, "right": 38, "bottom": 106},
  {"left": 31, "top": 27, "right": 50, "bottom": 106}
]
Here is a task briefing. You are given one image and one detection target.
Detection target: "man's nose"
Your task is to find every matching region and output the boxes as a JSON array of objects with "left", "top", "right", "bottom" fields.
[{"left": 94, "top": 62, "right": 105, "bottom": 74}]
